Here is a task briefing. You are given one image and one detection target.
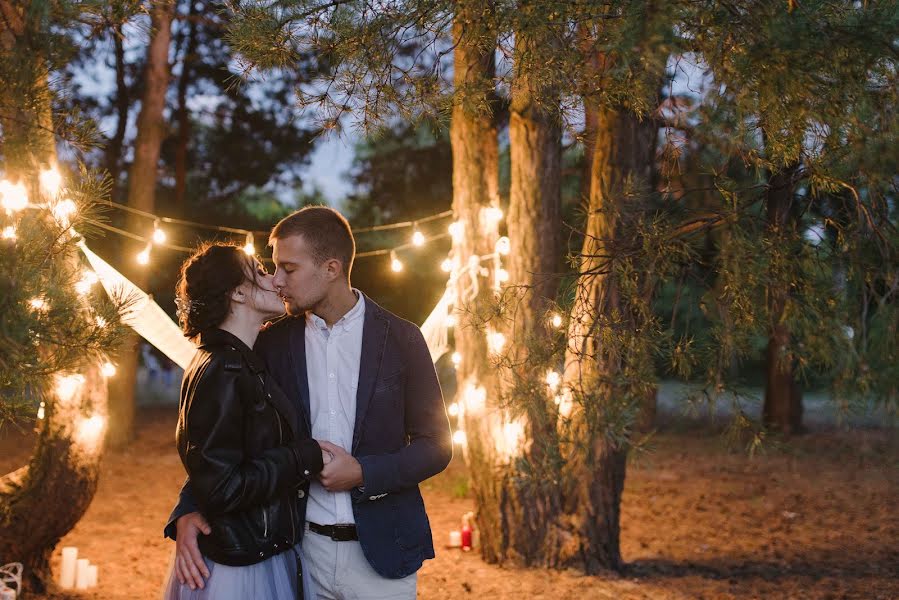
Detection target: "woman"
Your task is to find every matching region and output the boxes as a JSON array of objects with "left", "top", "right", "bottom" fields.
[{"left": 163, "top": 243, "right": 326, "bottom": 600}]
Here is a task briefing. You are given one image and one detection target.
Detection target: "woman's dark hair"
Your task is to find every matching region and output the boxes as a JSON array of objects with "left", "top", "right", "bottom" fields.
[{"left": 175, "top": 243, "right": 260, "bottom": 338}]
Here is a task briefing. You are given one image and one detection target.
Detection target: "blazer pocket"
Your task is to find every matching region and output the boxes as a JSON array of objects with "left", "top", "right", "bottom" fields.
[{"left": 375, "top": 369, "right": 405, "bottom": 393}]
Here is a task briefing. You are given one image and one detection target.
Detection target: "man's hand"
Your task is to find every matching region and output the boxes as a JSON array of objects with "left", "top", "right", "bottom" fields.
[
  {"left": 318, "top": 441, "right": 363, "bottom": 492},
  {"left": 174, "top": 512, "right": 211, "bottom": 590}
]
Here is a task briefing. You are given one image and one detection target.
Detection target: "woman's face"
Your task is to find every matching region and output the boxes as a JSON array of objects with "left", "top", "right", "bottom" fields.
[{"left": 240, "top": 257, "right": 285, "bottom": 320}]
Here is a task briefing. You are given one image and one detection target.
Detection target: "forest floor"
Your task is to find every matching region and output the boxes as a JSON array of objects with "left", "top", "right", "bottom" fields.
[{"left": 1, "top": 406, "right": 896, "bottom": 600}]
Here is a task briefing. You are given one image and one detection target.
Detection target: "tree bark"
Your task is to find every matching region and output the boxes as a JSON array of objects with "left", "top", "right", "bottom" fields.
[
  {"left": 106, "top": 0, "right": 175, "bottom": 448},
  {"left": 103, "top": 22, "right": 130, "bottom": 196},
  {"left": 556, "top": 100, "right": 656, "bottom": 573},
  {"left": 173, "top": 0, "right": 199, "bottom": 206},
  {"left": 490, "top": 8, "right": 565, "bottom": 565},
  {"left": 449, "top": 0, "right": 507, "bottom": 564},
  {"left": 762, "top": 163, "right": 804, "bottom": 434},
  {"left": 0, "top": 2, "right": 109, "bottom": 592}
]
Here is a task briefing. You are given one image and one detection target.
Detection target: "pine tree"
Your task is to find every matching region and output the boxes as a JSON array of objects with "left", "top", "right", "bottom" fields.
[{"left": 0, "top": 0, "right": 128, "bottom": 591}]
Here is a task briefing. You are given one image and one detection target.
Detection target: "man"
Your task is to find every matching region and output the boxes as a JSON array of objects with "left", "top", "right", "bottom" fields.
[{"left": 165, "top": 206, "right": 453, "bottom": 598}]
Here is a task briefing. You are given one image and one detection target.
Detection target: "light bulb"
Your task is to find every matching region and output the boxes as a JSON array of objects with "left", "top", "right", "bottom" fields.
[
  {"left": 390, "top": 251, "right": 403, "bottom": 273},
  {"left": 550, "top": 313, "right": 563, "bottom": 328},
  {"left": 0, "top": 180, "right": 28, "bottom": 212},
  {"left": 448, "top": 403, "right": 459, "bottom": 417},
  {"left": 243, "top": 233, "right": 255, "bottom": 256},
  {"left": 412, "top": 230, "right": 425, "bottom": 247},
  {"left": 95, "top": 315, "right": 107, "bottom": 328},
  {"left": 483, "top": 206, "right": 503, "bottom": 227},
  {"left": 545, "top": 370, "right": 561, "bottom": 391},
  {"left": 487, "top": 330, "right": 506, "bottom": 354},
  {"left": 137, "top": 244, "right": 151, "bottom": 265},
  {"left": 152, "top": 222, "right": 167, "bottom": 244},
  {"left": 52, "top": 198, "right": 77, "bottom": 227},
  {"left": 101, "top": 362, "right": 117, "bottom": 377},
  {"left": 495, "top": 236, "right": 510, "bottom": 255},
  {"left": 452, "top": 430, "right": 467, "bottom": 445},
  {"left": 40, "top": 167, "right": 62, "bottom": 197},
  {"left": 2, "top": 226, "right": 15, "bottom": 240},
  {"left": 29, "top": 297, "right": 48, "bottom": 311},
  {"left": 451, "top": 351, "right": 462, "bottom": 366},
  {"left": 440, "top": 258, "right": 453, "bottom": 272},
  {"left": 448, "top": 221, "right": 463, "bottom": 241},
  {"left": 496, "top": 268, "right": 509, "bottom": 283}
]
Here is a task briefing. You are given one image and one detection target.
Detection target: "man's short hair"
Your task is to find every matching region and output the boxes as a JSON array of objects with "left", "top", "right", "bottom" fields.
[{"left": 269, "top": 206, "right": 355, "bottom": 279}]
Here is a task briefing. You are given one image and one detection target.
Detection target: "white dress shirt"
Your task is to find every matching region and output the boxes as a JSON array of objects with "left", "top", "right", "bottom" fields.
[{"left": 304, "top": 289, "right": 365, "bottom": 525}]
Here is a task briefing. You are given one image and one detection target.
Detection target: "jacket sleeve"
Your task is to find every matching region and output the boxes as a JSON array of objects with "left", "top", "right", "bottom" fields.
[
  {"left": 179, "top": 356, "right": 324, "bottom": 517},
  {"left": 355, "top": 326, "right": 453, "bottom": 497},
  {"left": 163, "top": 476, "right": 198, "bottom": 540}
]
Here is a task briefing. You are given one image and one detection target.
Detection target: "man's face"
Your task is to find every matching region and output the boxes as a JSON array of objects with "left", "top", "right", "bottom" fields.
[{"left": 271, "top": 234, "right": 330, "bottom": 316}]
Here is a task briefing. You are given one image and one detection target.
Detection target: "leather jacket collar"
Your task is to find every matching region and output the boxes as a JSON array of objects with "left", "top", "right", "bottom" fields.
[{"left": 195, "top": 328, "right": 265, "bottom": 374}]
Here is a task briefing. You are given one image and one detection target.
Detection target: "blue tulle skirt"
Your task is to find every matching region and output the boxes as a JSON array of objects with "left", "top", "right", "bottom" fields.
[{"left": 162, "top": 543, "right": 315, "bottom": 600}]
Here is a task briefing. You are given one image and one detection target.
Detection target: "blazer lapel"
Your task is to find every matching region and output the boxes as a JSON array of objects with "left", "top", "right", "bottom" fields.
[
  {"left": 288, "top": 318, "right": 312, "bottom": 432},
  {"left": 353, "top": 296, "right": 389, "bottom": 452}
]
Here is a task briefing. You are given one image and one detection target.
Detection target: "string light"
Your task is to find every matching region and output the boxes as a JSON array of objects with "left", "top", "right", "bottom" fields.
[
  {"left": 136, "top": 243, "right": 152, "bottom": 265},
  {"left": 101, "top": 362, "right": 117, "bottom": 377},
  {"left": 51, "top": 198, "right": 77, "bottom": 227},
  {"left": 483, "top": 206, "right": 503, "bottom": 228},
  {"left": 29, "top": 297, "right": 48, "bottom": 311},
  {"left": 2, "top": 226, "right": 15, "bottom": 240},
  {"left": 75, "top": 270, "right": 99, "bottom": 295},
  {"left": 36, "top": 401, "right": 45, "bottom": 420},
  {"left": 462, "top": 383, "right": 487, "bottom": 414},
  {"left": 549, "top": 313, "right": 563, "bottom": 328},
  {"left": 495, "top": 236, "right": 510, "bottom": 255},
  {"left": 447, "top": 402, "right": 459, "bottom": 417},
  {"left": 497, "top": 420, "right": 524, "bottom": 458},
  {"left": 448, "top": 221, "right": 463, "bottom": 241},
  {"left": 486, "top": 329, "right": 506, "bottom": 354},
  {"left": 39, "top": 167, "right": 62, "bottom": 197},
  {"left": 243, "top": 232, "right": 255, "bottom": 256},
  {"left": 545, "top": 370, "right": 561, "bottom": 392},
  {"left": 152, "top": 219, "right": 167, "bottom": 244},
  {"left": 390, "top": 250, "right": 403, "bottom": 273},
  {"left": 451, "top": 351, "right": 462, "bottom": 366},
  {"left": 412, "top": 230, "right": 425, "bottom": 247},
  {"left": 495, "top": 268, "right": 510, "bottom": 284},
  {"left": 55, "top": 373, "right": 85, "bottom": 404},
  {"left": 95, "top": 315, "right": 107, "bottom": 328},
  {"left": 452, "top": 430, "right": 467, "bottom": 445},
  {"left": 440, "top": 258, "right": 453, "bottom": 272},
  {"left": 0, "top": 180, "right": 28, "bottom": 212},
  {"left": 74, "top": 414, "right": 106, "bottom": 451}
]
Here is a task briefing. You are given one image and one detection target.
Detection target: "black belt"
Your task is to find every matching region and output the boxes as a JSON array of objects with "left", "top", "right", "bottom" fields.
[{"left": 308, "top": 522, "right": 358, "bottom": 542}]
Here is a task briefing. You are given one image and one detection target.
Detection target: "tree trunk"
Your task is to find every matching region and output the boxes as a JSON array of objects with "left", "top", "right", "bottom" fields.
[
  {"left": 106, "top": 0, "right": 175, "bottom": 448},
  {"left": 556, "top": 101, "right": 656, "bottom": 573},
  {"left": 449, "top": 0, "right": 506, "bottom": 564},
  {"left": 174, "top": 0, "right": 199, "bottom": 206},
  {"left": 762, "top": 163, "right": 803, "bottom": 434},
  {"left": 0, "top": 2, "right": 108, "bottom": 592},
  {"left": 103, "top": 22, "right": 130, "bottom": 197},
  {"left": 490, "top": 11, "right": 565, "bottom": 565}
]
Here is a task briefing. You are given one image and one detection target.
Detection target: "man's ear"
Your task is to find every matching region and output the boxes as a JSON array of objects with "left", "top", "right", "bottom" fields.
[
  {"left": 324, "top": 258, "right": 343, "bottom": 281},
  {"left": 230, "top": 286, "right": 247, "bottom": 305}
]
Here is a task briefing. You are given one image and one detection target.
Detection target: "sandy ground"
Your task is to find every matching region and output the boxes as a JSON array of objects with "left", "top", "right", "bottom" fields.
[{"left": 1, "top": 407, "right": 897, "bottom": 599}]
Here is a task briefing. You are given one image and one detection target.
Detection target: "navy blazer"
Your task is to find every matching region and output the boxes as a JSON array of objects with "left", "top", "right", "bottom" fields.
[{"left": 165, "top": 293, "right": 453, "bottom": 579}]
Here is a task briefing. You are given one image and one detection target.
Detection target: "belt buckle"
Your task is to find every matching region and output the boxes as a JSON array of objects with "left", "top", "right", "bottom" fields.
[{"left": 331, "top": 524, "right": 352, "bottom": 541}]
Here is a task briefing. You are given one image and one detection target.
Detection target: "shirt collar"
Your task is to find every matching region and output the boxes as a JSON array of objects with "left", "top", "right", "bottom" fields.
[{"left": 307, "top": 289, "right": 365, "bottom": 332}]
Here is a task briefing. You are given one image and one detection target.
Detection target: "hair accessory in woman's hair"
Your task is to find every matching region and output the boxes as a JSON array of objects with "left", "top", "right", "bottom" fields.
[{"left": 175, "top": 297, "right": 205, "bottom": 319}]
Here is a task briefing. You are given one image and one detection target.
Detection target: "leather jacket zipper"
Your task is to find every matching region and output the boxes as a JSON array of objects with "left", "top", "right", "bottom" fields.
[{"left": 262, "top": 506, "right": 269, "bottom": 538}]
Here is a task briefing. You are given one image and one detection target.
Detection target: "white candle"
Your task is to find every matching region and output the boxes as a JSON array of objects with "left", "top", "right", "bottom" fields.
[
  {"left": 59, "top": 546, "right": 78, "bottom": 589},
  {"left": 75, "top": 558, "right": 90, "bottom": 589},
  {"left": 87, "top": 564, "right": 98, "bottom": 587},
  {"left": 449, "top": 530, "right": 462, "bottom": 547}
]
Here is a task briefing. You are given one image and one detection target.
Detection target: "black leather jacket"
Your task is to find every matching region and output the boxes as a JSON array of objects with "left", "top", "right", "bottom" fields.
[{"left": 176, "top": 328, "right": 323, "bottom": 567}]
